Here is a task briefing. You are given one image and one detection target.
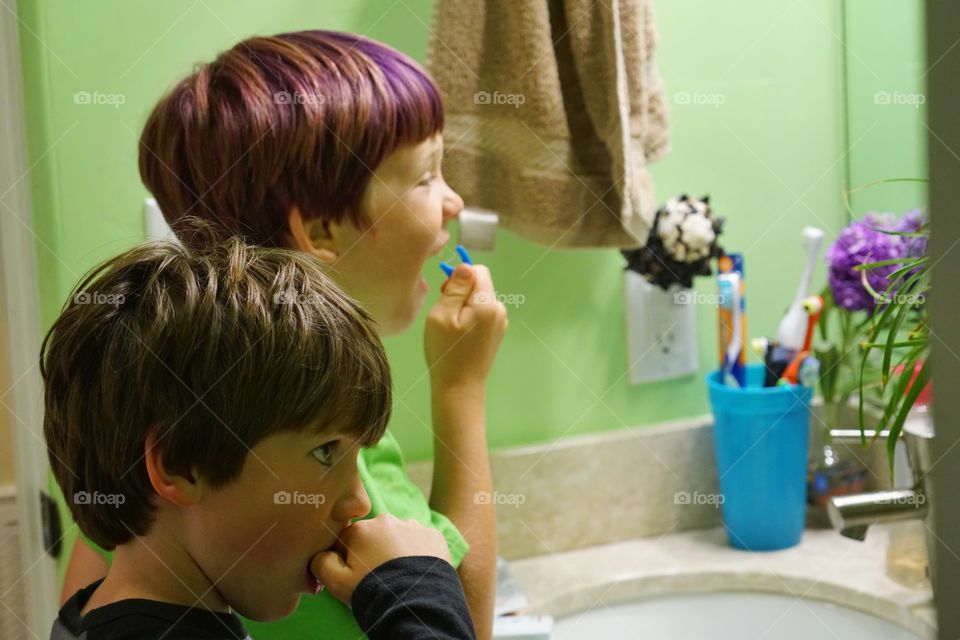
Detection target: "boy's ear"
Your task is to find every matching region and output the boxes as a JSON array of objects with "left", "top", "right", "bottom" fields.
[
  {"left": 144, "top": 431, "right": 203, "bottom": 507},
  {"left": 287, "top": 206, "right": 340, "bottom": 265}
]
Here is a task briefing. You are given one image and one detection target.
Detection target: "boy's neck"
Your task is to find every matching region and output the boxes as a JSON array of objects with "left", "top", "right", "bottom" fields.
[{"left": 81, "top": 532, "right": 230, "bottom": 617}]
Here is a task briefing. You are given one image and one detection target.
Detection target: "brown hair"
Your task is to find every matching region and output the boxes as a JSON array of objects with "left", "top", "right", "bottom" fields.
[
  {"left": 41, "top": 229, "right": 391, "bottom": 549},
  {"left": 139, "top": 30, "right": 444, "bottom": 247}
]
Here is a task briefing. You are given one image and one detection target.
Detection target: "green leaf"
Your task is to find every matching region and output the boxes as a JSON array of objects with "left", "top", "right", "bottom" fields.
[
  {"left": 864, "top": 268, "right": 927, "bottom": 364},
  {"left": 815, "top": 345, "right": 841, "bottom": 403},
  {"left": 866, "top": 287, "right": 900, "bottom": 346},
  {"left": 855, "top": 257, "right": 926, "bottom": 270},
  {"left": 883, "top": 299, "right": 920, "bottom": 379},
  {"left": 868, "top": 227, "right": 927, "bottom": 238},
  {"left": 860, "top": 340, "right": 926, "bottom": 350},
  {"left": 873, "top": 264, "right": 924, "bottom": 308},
  {"left": 885, "top": 266, "right": 927, "bottom": 303},
  {"left": 886, "top": 358, "right": 931, "bottom": 476},
  {"left": 877, "top": 350, "right": 924, "bottom": 435},
  {"left": 818, "top": 288, "right": 834, "bottom": 343},
  {"left": 858, "top": 347, "right": 872, "bottom": 444},
  {"left": 887, "top": 258, "right": 929, "bottom": 283}
]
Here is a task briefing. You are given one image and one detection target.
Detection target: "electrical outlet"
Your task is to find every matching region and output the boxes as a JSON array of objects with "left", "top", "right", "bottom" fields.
[{"left": 625, "top": 270, "right": 699, "bottom": 384}]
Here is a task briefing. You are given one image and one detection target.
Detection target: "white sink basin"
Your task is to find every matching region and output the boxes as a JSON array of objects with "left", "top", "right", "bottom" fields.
[{"left": 552, "top": 591, "right": 921, "bottom": 639}]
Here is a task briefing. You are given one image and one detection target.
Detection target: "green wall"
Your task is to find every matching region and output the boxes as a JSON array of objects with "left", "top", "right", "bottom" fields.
[
  {"left": 843, "top": 0, "right": 927, "bottom": 214},
  {"left": 17, "top": 0, "right": 924, "bottom": 464}
]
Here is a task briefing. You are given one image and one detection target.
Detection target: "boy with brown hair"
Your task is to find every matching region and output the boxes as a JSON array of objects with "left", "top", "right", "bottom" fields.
[{"left": 44, "top": 234, "right": 475, "bottom": 639}]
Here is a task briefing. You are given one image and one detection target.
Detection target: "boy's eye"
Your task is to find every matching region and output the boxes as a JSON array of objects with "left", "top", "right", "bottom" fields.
[
  {"left": 311, "top": 441, "right": 338, "bottom": 466},
  {"left": 418, "top": 173, "right": 436, "bottom": 187}
]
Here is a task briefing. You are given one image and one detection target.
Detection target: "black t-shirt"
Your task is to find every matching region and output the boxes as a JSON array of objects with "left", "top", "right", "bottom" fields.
[{"left": 51, "top": 556, "right": 476, "bottom": 640}]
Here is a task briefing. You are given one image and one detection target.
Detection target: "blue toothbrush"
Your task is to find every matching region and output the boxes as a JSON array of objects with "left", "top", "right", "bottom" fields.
[
  {"left": 440, "top": 244, "right": 473, "bottom": 277},
  {"left": 456, "top": 245, "right": 473, "bottom": 265}
]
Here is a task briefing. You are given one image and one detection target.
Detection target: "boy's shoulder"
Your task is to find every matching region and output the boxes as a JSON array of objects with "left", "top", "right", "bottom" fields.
[{"left": 52, "top": 580, "right": 250, "bottom": 640}]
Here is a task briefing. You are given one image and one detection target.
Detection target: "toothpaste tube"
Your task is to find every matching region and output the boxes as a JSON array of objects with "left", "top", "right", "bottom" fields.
[{"left": 718, "top": 253, "right": 746, "bottom": 387}]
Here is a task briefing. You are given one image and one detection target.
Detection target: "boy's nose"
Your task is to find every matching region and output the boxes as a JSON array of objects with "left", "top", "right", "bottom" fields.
[
  {"left": 443, "top": 186, "right": 464, "bottom": 223},
  {"left": 334, "top": 473, "right": 371, "bottom": 522}
]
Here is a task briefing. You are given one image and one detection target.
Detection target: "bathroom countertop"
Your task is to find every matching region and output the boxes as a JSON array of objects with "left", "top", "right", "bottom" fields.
[{"left": 509, "top": 525, "right": 936, "bottom": 638}]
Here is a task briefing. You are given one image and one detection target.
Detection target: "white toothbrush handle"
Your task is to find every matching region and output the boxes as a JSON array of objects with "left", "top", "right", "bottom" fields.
[{"left": 794, "top": 234, "right": 823, "bottom": 305}]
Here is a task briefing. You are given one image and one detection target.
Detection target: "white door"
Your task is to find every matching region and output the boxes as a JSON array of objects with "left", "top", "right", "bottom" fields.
[{"left": 0, "top": 3, "right": 60, "bottom": 637}]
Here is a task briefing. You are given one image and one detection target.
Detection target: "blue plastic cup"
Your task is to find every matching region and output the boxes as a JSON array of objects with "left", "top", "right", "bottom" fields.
[{"left": 706, "top": 364, "right": 812, "bottom": 551}]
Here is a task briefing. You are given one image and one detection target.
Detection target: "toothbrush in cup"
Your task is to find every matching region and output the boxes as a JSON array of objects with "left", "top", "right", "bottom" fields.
[{"left": 776, "top": 227, "right": 824, "bottom": 351}]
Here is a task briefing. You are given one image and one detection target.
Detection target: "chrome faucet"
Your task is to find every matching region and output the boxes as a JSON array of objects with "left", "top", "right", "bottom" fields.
[{"left": 826, "top": 422, "right": 933, "bottom": 541}]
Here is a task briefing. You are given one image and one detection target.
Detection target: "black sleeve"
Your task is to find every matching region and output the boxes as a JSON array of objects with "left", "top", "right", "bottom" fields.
[{"left": 351, "top": 556, "right": 477, "bottom": 640}]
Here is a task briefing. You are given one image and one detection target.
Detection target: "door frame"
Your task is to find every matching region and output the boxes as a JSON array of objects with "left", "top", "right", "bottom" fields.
[
  {"left": 0, "top": 1, "right": 60, "bottom": 633},
  {"left": 926, "top": 4, "right": 960, "bottom": 638}
]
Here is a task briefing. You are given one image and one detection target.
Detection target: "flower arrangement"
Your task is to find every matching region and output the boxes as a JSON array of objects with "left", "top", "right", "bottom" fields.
[
  {"left": 622, "top": 194, "right": 725, "bottom": 290},
  {"left": 816, "top": 205, "right": 930, "bottom": 466},
  {"left": 825, "top": 210, "right": 927, "bottom": 312}
]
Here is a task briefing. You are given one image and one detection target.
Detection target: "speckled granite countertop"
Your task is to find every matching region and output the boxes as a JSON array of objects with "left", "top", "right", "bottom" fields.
[{"left": 509, "top": 525, "right": 936, "bottom": 639}]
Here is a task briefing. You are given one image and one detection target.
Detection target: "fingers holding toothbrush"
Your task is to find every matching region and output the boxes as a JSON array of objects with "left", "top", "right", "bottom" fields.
[
  {"left": 440, "top": 245, "right": 474, "bottom": 273},
  {"left": 426, "top": 246, "right": 508, "bottom": 390}
]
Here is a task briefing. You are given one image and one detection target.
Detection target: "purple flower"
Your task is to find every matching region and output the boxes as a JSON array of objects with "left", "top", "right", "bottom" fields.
[
  {"left": 896, "top": 208, "right": 928, "bottom": 258},
  {"left": 826, "top": 211, "right": 926, "bottom": 312}
]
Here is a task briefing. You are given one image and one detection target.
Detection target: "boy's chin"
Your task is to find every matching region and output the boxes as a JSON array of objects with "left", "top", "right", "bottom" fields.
[
  {"left": 235, "top": 594, "right": 301, "bottom": 622},
  {"left": 240, "top": 567, "right": 322, "bottom": 620},
  {"left": 379, "top": 303, "right": 421, "bottom": 337}
]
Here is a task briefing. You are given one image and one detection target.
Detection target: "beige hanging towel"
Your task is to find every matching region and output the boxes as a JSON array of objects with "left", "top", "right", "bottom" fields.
[{"left": 427, "top": 0, "right": 671, "bottom": 248}]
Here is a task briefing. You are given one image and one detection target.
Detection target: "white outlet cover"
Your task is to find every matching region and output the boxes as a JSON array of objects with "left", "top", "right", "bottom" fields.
[{"left": 625, "top": 270, "right": 699, "bottom": 385}]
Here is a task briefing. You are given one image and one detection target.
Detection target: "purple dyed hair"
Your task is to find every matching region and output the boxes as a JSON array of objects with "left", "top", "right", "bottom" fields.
[{"left": 139, "top": 30, "right": 445, "bottom": 247}]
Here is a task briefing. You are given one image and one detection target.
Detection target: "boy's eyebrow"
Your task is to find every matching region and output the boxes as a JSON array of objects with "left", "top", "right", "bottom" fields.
[
  {"left": 408, "top": 140, "right": 443, "bottom": 179},
  {"left": 304, "top": 418, "right": 344, "bottom": 438},
  {"left": 412, "top": 148, "right": 441, "bottom": 178},
  {"left": 307, "top": 420, "right": 371, "bottom": 446},
  {"left": 309, "top": 427, "right": 342, "bottom": 440}
]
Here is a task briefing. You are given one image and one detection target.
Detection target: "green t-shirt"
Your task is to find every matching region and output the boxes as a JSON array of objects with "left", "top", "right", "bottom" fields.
[{"left": 56, "top": 429, "right": 468, "bottom": 640}]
